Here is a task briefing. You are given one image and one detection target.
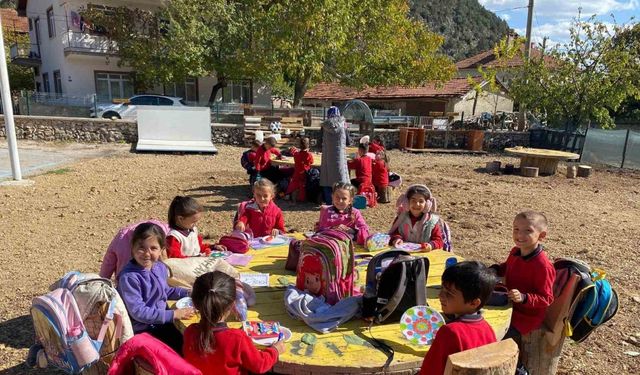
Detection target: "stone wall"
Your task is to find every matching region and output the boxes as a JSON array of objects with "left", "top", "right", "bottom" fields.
[{"left": 0, "top": 115, "right": 529, "bottom": 151}]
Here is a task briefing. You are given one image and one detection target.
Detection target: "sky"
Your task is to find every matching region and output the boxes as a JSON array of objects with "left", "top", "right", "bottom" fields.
[{"left": 479, "top": 0, "right": 639, "bottom": 46}]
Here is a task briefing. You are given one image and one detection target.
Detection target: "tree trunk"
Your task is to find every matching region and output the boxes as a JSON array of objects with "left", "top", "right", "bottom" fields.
[
  {"left": 208, "top": 77, "right": 227, "bottom": 107},
  {"left": 293, "top": 76, "right": 309, "bottom": 108}
]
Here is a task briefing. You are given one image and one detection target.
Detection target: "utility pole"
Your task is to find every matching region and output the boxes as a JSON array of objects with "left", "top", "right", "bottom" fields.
[
  {"left": 519, "top": 0, "right": 534, "bottom": 131},
  {"left": 0, "top": 16, "right": 23, "bottom": 181}
]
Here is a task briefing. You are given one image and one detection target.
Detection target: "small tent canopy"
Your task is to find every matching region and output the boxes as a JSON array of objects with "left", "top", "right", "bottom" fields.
[{"left": 339, "top": 99, "right": 375, "bottom": 137}]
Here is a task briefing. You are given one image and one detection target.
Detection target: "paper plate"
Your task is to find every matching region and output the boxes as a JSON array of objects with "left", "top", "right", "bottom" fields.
[
  {"left": 175, "top": 297, "right": 194, "bottom": 309},
  {"left": 400, "top": 306, "right": 445, "bottom": 345},
  {"left": 394, "top": 242, "right": 423, "bottom": 252},
  {"left": 259, "top": 235, "right": 288, "bottom": 245},
  {"left": 251, "top": 326, "right": 292, "bottom": 346}
]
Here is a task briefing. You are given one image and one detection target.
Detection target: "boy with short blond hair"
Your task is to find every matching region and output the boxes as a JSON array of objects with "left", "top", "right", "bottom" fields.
[
  {"left": 419, "top": 261, "right": 497, "bottom": 375},
  {"left": 491, "top": 210, "right": 555, "bottom": 341}
]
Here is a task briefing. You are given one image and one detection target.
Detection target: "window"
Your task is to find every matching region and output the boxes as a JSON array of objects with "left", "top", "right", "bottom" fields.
[
  {"left": 29, "top": 18, "right": 33, "bottom": 31},
  {"left": 53, "top": 70, "right": 62, "bottom": 95},
  {"left": 163, "top": 77, "right": 198, "bottom": 104},
  {"left": 130, "top": 96, "right": 176, "bottom": 106},
  {"left": 221, "top": 80, "right": 252, "bottom": 104},
  {"left": 95, "top": 72, "right": 134, "bottom": 102},
  {"left": 34, "top": 18, "right": 41, "bottom": 46},
  {"left": 46, "top": 7, "right": 55, "bottom": 38},
  {"left": 42, "top": 73, "right": 50, "bottom": 93}
]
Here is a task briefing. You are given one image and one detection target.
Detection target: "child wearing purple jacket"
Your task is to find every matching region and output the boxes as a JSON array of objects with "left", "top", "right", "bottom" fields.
[
  {"left": 117, "top": 223, "right": 195, "bottom": 355},
  {"left": 315, "top": 182, "right": 370, "bottom": 245}
]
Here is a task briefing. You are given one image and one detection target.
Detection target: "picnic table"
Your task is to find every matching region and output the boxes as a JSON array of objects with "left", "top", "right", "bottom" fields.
[
  {"left": 504, "top": 147, "right": 580, "bottom": 175},
  {"left": 175, "top": 235, "right": 512, "bottom": 374},
  {"left": 270, "top": 147, "right": 358, "bottom": 169}
]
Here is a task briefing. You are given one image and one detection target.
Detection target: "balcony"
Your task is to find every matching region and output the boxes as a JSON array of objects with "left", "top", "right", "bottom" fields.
[
  {"left": 10, "top": 42, "right": 41, "bottom": 67},
  {"left": 62, "top": 30, "right": 118, "bottom": 57}
]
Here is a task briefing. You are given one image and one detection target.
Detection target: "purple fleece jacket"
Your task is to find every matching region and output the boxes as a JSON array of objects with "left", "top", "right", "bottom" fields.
[{"left": 117, "top": 260, "right": 189, "bottom": 333}]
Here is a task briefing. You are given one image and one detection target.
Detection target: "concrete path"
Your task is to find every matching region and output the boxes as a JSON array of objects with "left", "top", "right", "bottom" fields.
[{"left": 0, "top": 140, "right": 129, "bottom": 180}]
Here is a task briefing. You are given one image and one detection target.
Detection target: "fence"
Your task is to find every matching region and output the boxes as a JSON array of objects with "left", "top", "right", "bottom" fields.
[
  {"left": 581, "top": 128, "right": 640, "bottom": 170},
  {"left": 529, "top": 128, "right": 586, "bottom": 153},
  {"left": 15, "top": 91, "right": 96, "bottom": 118}
]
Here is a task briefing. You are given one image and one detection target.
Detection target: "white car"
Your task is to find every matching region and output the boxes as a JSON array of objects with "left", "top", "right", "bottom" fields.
[{"left": 91, "top": 95, "right": 187, "bottom": 119}]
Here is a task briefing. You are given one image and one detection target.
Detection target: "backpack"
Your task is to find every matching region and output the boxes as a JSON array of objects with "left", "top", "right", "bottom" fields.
[
  {"left": 305, "top": 168, "right": 321, "bottom": 204},
  {"left": 219, "top": 230, "right": 252, "bottom": 254},
  {"left": 240, "top": 150, "right": 254, "bottom": 174},
  {"left": 438, "top": 217, "right": 453, "bottom": 252},
  {"left": 362, "top": 250, "right": 429, "bottom": 323},
  {"left": 295, "top": 229, "right": 356, "bottom": 305},
  {"left": 549, "top": 259, "right": 618, "bottom": 343},
  {"left": 286, "top": 239, "right": 303, "bottom": 271},
  {"left": 359, "top": 183, "right": 378, "bottom": 208}
]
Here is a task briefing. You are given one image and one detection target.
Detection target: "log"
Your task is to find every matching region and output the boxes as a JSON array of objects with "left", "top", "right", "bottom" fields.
[
  {"left": 577, "top": 165, "right": 592, "bottom": 178},
  {"left": 486, "top": 161, "right": 501, "bottom": 173},
  {"left": 566, "top": 165, "right": 577, "bottom": 179},
  {"left": 521, "top": 329, "right": 566, "bottom": 375},
  {"left": 444, "top": 339, "right": 519, "bottom": 375},
  {"left": 521, "top": 167, "right": 539, "bottom": 178}
]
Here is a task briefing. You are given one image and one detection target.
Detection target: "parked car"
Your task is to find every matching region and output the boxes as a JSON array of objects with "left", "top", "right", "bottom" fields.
[{"left": 90, "top": 95, "right": 187, "bottom": 119}]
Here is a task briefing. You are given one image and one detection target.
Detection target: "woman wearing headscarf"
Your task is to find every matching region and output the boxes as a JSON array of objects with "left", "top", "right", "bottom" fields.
[{"left": 319, "top": 106, "right": 350, "bottom": 204}]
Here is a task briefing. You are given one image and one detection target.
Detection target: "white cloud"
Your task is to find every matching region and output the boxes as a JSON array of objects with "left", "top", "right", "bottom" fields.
[
  {"left": 479, "top": 0, "right": 638, "bottom": 17},
  {"left": 501, "top": 14, "right": 511, "bottom": 21}
]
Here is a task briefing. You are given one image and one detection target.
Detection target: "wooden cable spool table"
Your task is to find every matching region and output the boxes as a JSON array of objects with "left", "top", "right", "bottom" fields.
[
  {"left": 270, "top": 147, "right": 357, "bottom": 169},
  {"left": 174, "top": 234, "right": 512, "bottom": 374},
  {"left": 504, "top": 147, "right": 580, "bottom": 176}
]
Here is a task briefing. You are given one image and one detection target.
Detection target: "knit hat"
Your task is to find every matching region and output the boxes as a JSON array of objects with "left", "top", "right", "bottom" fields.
[{"left": 327, "top": 106, "right": 341, "bottom": 118}]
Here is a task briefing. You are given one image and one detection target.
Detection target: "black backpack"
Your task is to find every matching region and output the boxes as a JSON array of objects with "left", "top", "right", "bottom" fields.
[{"left": 362, "top": 250, "right": 430, "bottom": 323}]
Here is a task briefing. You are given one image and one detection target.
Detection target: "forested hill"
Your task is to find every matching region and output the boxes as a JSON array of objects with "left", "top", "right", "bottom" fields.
[{"left": 409, "top": 0, "right": 512, "bottom": 61}]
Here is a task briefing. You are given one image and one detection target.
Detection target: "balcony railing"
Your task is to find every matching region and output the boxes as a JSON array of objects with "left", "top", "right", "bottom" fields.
[
  {"left": 9, "top": 42, "right": 41, "bottom": 67},
  {"left": 62, "top": 30, "right": 118, "bottom": 56}
]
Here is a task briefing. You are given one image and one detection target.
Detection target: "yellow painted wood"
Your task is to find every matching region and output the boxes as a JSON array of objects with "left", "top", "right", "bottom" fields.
[{"left": 173, "top": 235, "right": 512, "bottom": 374}]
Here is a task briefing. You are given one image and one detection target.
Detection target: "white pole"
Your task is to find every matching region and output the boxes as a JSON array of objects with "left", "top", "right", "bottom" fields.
[{"left": 0, "top": 17, "right": 22, "bottom": 180}]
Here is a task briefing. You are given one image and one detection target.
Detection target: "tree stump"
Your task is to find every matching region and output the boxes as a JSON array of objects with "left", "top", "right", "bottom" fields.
[
  {"left": 521, "top": 167, "right": 539, "bottom": 177},
  {"left": 521, "top": 329, "right": 566, "bottom": 375},
  {"left": 486, "top": 161, "right": 501, "bottom": 173},
  {"left": 444, "top": 339, "right": 519, "bottom": 375},
  {"left": 577, "top": 165, "right": 592, "bottom": 178},
  {"left": 566, "top": 165, "right": 577, "bottom": 179}
]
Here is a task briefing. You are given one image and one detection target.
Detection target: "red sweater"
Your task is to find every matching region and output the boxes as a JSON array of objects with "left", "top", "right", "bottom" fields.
[
  {"left": 372, "top": 159, "right": 389, "bottom": 188},
  {"left": 165, "top": 228, "right": 211, "bottom": 258},
  {"left": 183, "top": 324, "right": 278, "bottom": 375},
  {"left": 236, "top": 200, "right": 286, "bottom": 237},
  {"left": 347, "top": 155, "right": 373, "bottom": 185},
  {"left": 419, "top": 314, "right": 496, "bottom": 375},
  {"left": 493, "top": 246, "right": 555, "bottom": 335},
  {"left": 254, "top": 145, "right": 281, "bottom": 172},
  {"left": 368, "top": 141, "right": 385, "bottom": 155},
  {"left": 292, "top": 149, "right": 314, "bottom": 177}
]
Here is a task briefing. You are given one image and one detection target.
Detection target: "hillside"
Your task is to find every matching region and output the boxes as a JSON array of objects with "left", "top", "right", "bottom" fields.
[{"left": 410, "top": 0, "right": 512, "bottom": 60}]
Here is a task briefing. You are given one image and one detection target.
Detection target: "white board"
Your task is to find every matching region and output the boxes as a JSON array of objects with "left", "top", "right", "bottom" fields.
[{"left": 136, "top": 106, "right": 217, "bottom": 153}]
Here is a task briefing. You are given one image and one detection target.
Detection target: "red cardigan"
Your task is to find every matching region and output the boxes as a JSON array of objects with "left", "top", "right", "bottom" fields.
[
  {"left": 347, "top": 155, "right": 373, "bottom": 185},
  {"left": 165, "top": 230, "right": 211, "bottom": 259},
  {"left": 254, "top": 146, "right": 281, "bottom": 172},
  {"left": 236, "top": 200, "right": 286, "bottom": 237},
  {"left": 419, "top": 314, "right": 496, "bottom": 375},
  {"left": 183, "top": 324, "right": 278, "bottom": 375},
  {"left": 493, "top": 246, "right": 556, "bottom": 335},
  {"left": 372, "top": 159, "right": 389, "bottom": 188},
  {"left": 368, "top": 142, "right": 385, "bottom": 155}
]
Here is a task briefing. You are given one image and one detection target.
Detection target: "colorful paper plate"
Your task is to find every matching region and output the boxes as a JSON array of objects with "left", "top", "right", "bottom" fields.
[
  {"left": 259, "top": 235, "right": 288, "bottom": 245},
  {"left": 175, "top": 297, "right": 194, "bottom": 309},
  {"left": 251, "top": 326, "right": 292, "bottom": 346},
  {"left": 394, "top": 242, "right": 422, "bottom": 252},
  {"left": 400, "top": 306, "right": 445, "bottom": 346}
]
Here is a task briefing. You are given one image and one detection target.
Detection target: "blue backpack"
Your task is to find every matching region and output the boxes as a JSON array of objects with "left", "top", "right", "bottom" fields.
[
  {"left": 240, "top": 150, "right": 255, "bottom": 174},
  {"left": 554, "top": 259, "right": 619, "bottom": 343}
]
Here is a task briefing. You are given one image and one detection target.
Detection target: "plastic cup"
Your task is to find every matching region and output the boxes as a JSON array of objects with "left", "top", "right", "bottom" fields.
[{"left": 445, "top": 257, "right": 458, "bottom": 269}]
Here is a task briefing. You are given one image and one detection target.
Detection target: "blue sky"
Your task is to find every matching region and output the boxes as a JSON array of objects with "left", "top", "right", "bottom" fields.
[{"left": 479, "top": 0, "right": 639, "bottom": 45}]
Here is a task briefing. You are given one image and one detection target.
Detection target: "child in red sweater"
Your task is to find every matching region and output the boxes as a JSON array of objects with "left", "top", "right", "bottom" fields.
[
  {"left": 166, "top": 196, "right": 226, "bottom": 258},
  {"left": 372, "top": 150, "right": 390, "bottom": 203},
  {"left": 184, "top": 271, "right": 284, "bottom": 375},
  {"left": 234, "top": 178, "right": 286, "bottom": 237},
  {"left": 490, "top": 210, "right": 555, "bottom": 341},
  {"left": 285, "top": 137, "right": 314, "bottom": 202},
  {"left": 254, "top": 137, "right": 283, "bottom": 183},
  {"left": 420, "top": 261, "right": 497, "bottom": 375},
  {"left": 368, "top": 136, "right": 385, "bottom": 155},
  {"left": 389, "top": 184, "right": 444, "bottom": 251},
  {"left": 347, "top": 143, "right": 373, "bottom": 189}
]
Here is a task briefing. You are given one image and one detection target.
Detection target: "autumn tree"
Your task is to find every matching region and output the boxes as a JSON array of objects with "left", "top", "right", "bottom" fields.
[{"left": 497, "top": 16, "right": 640, "bottom": 131}]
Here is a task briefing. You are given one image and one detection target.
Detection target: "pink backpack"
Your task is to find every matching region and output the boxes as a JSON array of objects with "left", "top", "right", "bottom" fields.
[
  {"left": 29, "top": 288, "right": 122, "bottom": 374},
  {"left": 295, "top": 229, "right": 356, "bottom": 305},
  {"left": 359, "top": 183, "right": 378, "bottom": 208},
  {"left": 219, "top": 230, "right": 253, "bottom": 254}
]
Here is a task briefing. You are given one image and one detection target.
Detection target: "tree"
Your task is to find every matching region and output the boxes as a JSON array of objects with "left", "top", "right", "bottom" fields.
[
  {"left": 255, "top": 0, "right": 455, "bottom": 106},
  {"left": 82, "top": 0, "right": 267, "bottom": 106},
  {"left": 3, "top": 27, "right": 34, "bottom": 92},
  {"left": 496, "top": 16, "right": 640, "bottom": 131}
]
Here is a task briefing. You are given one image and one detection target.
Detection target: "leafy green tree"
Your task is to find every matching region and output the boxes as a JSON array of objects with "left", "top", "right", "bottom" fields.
[
  {"left": 3, "top": 27, "right": 34, "bottom": 92},
  {"left": 497, "top": 16, "right": 640, "bottom": 131},
  {"left": 256, "top": 0, "right": 455, "bottom": 106}
]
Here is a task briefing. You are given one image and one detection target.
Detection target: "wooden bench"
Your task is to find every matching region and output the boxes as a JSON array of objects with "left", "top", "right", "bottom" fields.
[
  {"left": 444, "top": 339, "right": 519, "bottom": 375},
  {"left": 243, "top": 115, "right": 306, "bottom": 146}
]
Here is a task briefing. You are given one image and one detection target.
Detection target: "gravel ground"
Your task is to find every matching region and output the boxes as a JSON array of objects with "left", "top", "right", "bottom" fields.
[{"left": 0, "top": 143, "right": 638, "bottom": 374}]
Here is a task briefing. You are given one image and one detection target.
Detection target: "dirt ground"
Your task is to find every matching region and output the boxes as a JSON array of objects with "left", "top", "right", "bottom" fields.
[{"left": 0, "top": 144, "right": 638, "bottom": 374}]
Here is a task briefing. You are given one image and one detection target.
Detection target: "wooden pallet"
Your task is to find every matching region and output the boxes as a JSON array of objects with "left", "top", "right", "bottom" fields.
[
  {"left": 243, "top": 115, "right": 306, "bottom": 146},
  {"left": 405, "top": 148, "right": 487, "bottom": 155}
]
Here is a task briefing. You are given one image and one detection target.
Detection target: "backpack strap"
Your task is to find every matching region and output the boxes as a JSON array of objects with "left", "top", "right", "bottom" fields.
[
  {"left": 414, "top": 259, "right": 427, "bottom": 306},
  {"left": 94, "top": 298, "right": 123, "bottom": 352},
  {"left": 366, "top": 321, "right": 394, "bottom": 369}
]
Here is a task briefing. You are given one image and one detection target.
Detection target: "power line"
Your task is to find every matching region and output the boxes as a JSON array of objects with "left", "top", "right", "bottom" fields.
[{"left": 492, "top": 5, "right": 529, "bottom": 13}]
